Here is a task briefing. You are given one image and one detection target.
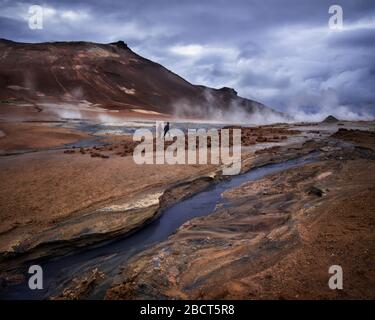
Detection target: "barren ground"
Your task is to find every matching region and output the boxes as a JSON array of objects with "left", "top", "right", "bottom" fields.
[
  {"left": 0, "top": 114, "right": 374, "bottom": 300},
  {"left": 106, "top": 129, "right": 375, "bottom": 300}
]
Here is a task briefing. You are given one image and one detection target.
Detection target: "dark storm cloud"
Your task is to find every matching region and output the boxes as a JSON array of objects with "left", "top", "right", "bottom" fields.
[
  {"left": 329, "top": 27, "right": 375, "bottom": 48},
  {"left": 0, "top": 0, "right": 375, "bottom": 120}
]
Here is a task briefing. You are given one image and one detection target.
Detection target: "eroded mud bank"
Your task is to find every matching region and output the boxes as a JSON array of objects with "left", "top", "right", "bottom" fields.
[
  {"left": 106, "top": 132, "right": 375, "bottom": 300},
  {"left": 1, "top": 128, "right": 374, "bottom": 300},
  {"left": 0, "top": 137, "right": 321, "bottom": 299}
]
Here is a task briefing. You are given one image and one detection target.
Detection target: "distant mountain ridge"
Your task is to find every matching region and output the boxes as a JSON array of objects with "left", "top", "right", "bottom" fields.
[{"left": 0, "top": 39, "right": 286, "bottom": 122}]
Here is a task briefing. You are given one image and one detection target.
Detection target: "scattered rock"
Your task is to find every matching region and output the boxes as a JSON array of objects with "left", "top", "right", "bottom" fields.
[
  {"left": 90, "top": 152, "right": 101, "bottom": 158},
  {"left": 51, "top": 268, "right": 105, "bottom": 300},
  {"left": 256, "top": 136, "right": 267, "bottom": 143},
  {"left": 308, "top": 186, "right": 326, "bottom": 197},
  {"left": 0, "top": 273, "right": 25, "bottom": 287}
]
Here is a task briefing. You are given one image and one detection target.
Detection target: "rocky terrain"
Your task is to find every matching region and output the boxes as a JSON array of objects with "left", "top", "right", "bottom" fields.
[
  {"left": 0, "top": 122, "right": 302, "bottom": 273},
  {"left": 0, "top": 119, "right": 374, "bottom": 299},
  {"left": 106, "top": 128, "right": 375, "bottom": 300},
  {"left": 0, "top": 39, "right": 374, "bottom": 301}
]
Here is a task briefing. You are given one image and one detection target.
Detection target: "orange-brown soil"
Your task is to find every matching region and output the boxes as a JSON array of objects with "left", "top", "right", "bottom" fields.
[
  {"left": 1, "top": 119, "right": 374, "bottom": 300},
  {"left": 224, "top": 125, "right": 300, "bottom": 145},
  {"left": 0, "top": 146, "right": 216, "bottom": 270},
  {"left": 0, "top": 118, "right": 302, "bottom": 272},
  {"left": 0, "top": 122, "right": 89, "bottom": 151},
  {"left": 61, "top": 125, "right": 301, "bottom": 159},
  {"left": 106, "top": 129, "right": 375, "bottom": 300}
]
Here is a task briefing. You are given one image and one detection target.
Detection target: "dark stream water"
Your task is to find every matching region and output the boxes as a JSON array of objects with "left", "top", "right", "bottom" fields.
[{"left": 0, "top": 152, "right": 317, "bottom": 300}]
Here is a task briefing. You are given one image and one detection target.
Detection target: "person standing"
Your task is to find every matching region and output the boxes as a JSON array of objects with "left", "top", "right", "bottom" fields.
[{"left": 163, "top": 121, "right": 170, "bottom": 138}]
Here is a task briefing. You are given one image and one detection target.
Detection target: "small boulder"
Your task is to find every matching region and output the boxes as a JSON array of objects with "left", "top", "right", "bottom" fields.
[{"left": 308, "top": 186, "right": 326, "bottom": 197}]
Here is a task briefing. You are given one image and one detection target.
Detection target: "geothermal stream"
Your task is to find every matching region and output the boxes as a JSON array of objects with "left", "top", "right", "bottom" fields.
[{"left": 0, "top": 152, "right": 318, "bottom": 300}]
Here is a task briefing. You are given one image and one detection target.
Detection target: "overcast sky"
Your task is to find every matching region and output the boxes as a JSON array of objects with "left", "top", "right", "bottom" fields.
[{"left": 1, "top": 0, "right": 374, "bottom": 120}]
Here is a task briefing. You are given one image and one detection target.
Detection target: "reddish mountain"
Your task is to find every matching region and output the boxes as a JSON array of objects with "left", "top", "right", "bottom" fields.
[{"left": 0, "top": 39, "right": 285, "bottom": 121}]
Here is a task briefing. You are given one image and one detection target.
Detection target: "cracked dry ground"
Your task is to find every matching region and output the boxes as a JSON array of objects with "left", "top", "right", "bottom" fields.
[{"left": 106, "top": 131, "right": 375, "bottom": 299}]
